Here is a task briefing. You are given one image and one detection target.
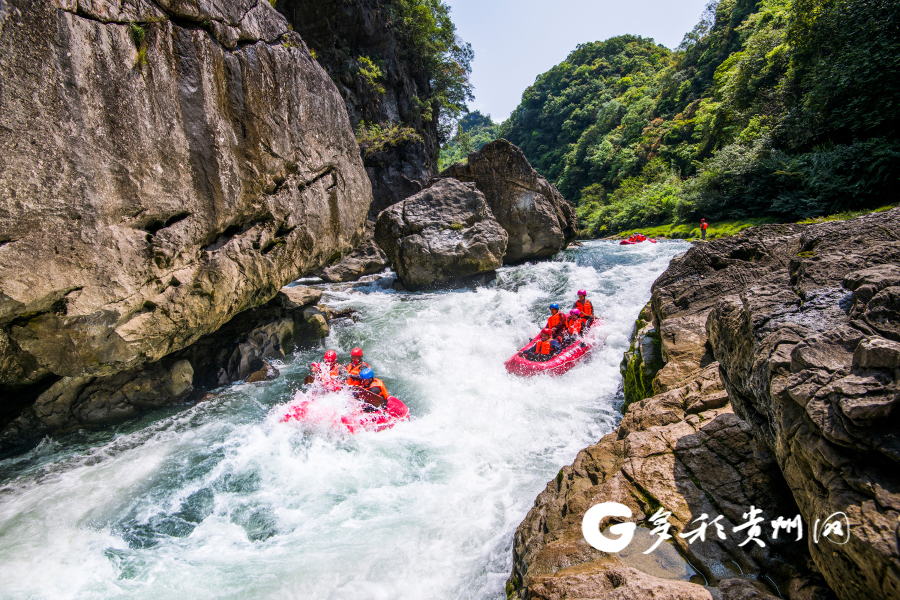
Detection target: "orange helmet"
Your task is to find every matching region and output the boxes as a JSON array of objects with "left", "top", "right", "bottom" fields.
[
  {"left": 350, "top": 347, "right": 363, "bottom": 358},
  {"left": 323, "top": 350, "right": 337, "bottom": 363}
]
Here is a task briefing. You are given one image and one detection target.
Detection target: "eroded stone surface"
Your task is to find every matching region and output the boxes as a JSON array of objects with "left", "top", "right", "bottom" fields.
[
  {"left": 374, "top": 178, "right": 507, "bottom": 289},
  {"left": 0, "top": 1, "right": 371, "bottom": 416},
  {"left": 440, "top": 139, "right": 577, "bottom": 263}
]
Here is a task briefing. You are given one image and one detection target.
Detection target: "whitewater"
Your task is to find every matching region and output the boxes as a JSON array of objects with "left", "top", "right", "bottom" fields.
[{"left": 0, "top": 239, "right": 688, "bottom": 600}]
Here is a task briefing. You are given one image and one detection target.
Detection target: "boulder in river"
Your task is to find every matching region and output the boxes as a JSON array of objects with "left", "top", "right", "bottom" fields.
[
  {"left": 374, "top": 178, "right": 508, "bottom": 290},
  {"left": 315, "top": 221, "right": 389, "bottom": 283},
  {"left": 0, "top": 0, "right": 371, "bottom": 424},
  {"left": 440, "top": 139, "right": 577, "bottom": 263}
]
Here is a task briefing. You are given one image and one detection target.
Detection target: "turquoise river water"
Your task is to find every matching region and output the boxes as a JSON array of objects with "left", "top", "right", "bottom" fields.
[{"left": 0, "top": 239, "right": 688, "bottom": 600}]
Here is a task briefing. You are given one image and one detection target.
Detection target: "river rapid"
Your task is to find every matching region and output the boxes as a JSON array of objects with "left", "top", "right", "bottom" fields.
[{"left": 0, "top": 240, "right": 688, "bottom": 600}]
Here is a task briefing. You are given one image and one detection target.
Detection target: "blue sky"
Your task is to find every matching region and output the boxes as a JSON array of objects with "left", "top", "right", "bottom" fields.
[{"left": 444, "top": 0, "right": 712, "bottom": 121}]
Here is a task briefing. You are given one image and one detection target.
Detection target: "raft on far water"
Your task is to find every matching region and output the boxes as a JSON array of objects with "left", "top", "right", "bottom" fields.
[{"left": 505, "top": 320, "right": 599, "bottom": 377}]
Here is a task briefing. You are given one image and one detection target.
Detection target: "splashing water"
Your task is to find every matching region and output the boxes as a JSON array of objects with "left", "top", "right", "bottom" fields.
[{"left": 0, "top": 240, "right": 687, "bottom": 600}]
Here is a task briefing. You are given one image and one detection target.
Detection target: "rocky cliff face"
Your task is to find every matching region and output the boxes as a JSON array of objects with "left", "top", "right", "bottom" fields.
[
  {"left": 0, "top": 0, "right": 371, "bottom": 432},
  {"left": 441, "top": 140, "right": 578, "bottom": 263},
  {"left": 508, "top": 211, "right": 900, "bottom": 600},
  {"left": 276, "top": 0, "right": 437, "bottom": 214}
]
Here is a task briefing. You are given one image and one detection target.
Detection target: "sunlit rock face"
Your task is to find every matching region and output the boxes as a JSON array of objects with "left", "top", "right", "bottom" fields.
[
  {"left": 0, "top": 1, "right": 372, "bottom": 411},
  {"left": 374, "top": 178, "right": 507, "bottom": 290},
  {"left": 441, "top": 139, "right": 577, "bottom": 264}
]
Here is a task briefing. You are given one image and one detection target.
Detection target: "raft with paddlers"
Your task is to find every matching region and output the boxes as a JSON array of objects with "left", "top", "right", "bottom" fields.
[
  {"left": 505, "top": 319, "right": 598, "bottom": 377},
  {"left": 281, "top": 350, "right": 410, "bottom": 433},
  {"left": 505, "top": 290, "right": 601, "bottom": 377},
  {"left": 619, "top": 232, "right": 657, "bottom": 245}
]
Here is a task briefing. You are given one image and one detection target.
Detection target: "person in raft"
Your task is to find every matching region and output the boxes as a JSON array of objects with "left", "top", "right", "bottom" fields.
[
  {"left": 344, "top": 347, "right": 369, "bottom": 378},
  {"left": 546, "top": 303, "right": 568, "bottom": 340},
  {"left": 701, "top": 218, "right": 708, "bottom": 240},
  {"left": 352, "top": 368, "right": 390, "bottom": 409},
  {"left": 572, "top": 290, "right": 594, "bottom": 326},
  {"left": 567, "top": 309, "right": 587, "bottom": 336},
  {"left": 521, "top": 328, "right": 562, "bottom": 362},
  {"left": 306, "top": 350, "right": 343, "bottom": 386}
]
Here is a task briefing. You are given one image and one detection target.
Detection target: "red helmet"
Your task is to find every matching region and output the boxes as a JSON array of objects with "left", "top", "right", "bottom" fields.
[
  {"left": 351, "top": 347, "right": 363, "bottom": 357},
  {"left": 577, "top": 290, "right": 587, "bottom": 296},
  {"left": 541, "top": 328, "right": 552, "bottom": 336},
  {"left": 323, "top": 350, "right": 337, "bottom": 363}
]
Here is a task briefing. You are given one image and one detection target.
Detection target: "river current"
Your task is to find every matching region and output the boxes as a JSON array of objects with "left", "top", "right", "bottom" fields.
[{"left": 0, "top": 240, "right": 688, "bottom": 600}]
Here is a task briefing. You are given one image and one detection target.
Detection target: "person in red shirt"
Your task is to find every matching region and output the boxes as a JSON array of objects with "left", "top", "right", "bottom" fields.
[{"left": 701, "top": 218, "right": 708, "bottom": 240}]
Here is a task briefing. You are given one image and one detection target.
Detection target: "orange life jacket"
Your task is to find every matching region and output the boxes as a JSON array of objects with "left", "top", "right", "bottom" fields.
[
  {"left": 534, "top": 339, "right": 554, "bottom": 355},
  {"left": 701, "top": 222, "right": 708, "bottom": 230},
  {"left": 547, "top": 312, "right": 565, "bottom": 329},
  {"left": 575, "top": 299, "right": 593, "bottom": 317},
  {"left": 567, "top": 318, "right": 584, "bottom": 335},
  {"left": 345, "top": 360, "right": 369, "bottom": 377},
  {"left": 363, "top": 378, "right": 390, "bottom": 400}
]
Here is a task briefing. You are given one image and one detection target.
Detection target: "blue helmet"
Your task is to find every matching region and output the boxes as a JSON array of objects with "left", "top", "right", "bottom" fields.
[
  {"left": 358, "top": 368, "right": 374, "bottom": 380},
  {"left": 549, "top": 303, "right": 560, "bottom": 310}
]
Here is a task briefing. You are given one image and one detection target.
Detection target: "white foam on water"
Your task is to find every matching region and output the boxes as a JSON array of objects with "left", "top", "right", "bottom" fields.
[{"left": 0, "top": 240, "right": 688, "bottom": 600}]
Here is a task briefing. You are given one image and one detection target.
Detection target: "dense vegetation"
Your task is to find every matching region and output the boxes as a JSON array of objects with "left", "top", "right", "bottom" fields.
[
  {"left": 496, "top": 0, "right": 900, "bottom": 237},
  {"left": 438, "top": 110, "right": 502, "bottom": 169}
]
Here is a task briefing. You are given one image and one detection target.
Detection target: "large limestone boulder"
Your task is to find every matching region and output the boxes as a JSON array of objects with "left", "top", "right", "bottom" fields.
[
  {"left": 0, "top": 1, "right": 371, "bottom": 408},
  {"left": 374, "top": 179, "right": 507, "bottom": 290},
  {"left": 440, "top": 139, "right": 577, "bottom": 263},
  {"left": 705, "top": 209, "right": 900, "bottom": 600},
  {"left": 315, "top": 221, "right": 389, "bottom": 283}
]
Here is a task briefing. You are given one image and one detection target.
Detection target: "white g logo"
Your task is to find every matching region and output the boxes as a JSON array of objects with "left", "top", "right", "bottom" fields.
[{"left": 582, "top": 502, "right": 636, "bottom": 552}]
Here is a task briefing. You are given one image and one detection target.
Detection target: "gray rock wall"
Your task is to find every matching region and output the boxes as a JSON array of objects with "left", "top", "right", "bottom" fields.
[
  {"left": 0, "top": 1, "right": 372, "bottom": 411},
  {"left": 440, "top": 139, "right": 577, "bottom": 263}
]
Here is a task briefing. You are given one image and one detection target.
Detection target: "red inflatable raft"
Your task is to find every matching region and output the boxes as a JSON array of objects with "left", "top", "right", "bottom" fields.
[
  {"left": 281, "top": 394, "right": 410, "bottom": 434},
  {"left": 505, "top": 321, "right": 599, "bottom": 377},
  {"left": 619, "top": 234, "right": 657, "bottom": 245}
]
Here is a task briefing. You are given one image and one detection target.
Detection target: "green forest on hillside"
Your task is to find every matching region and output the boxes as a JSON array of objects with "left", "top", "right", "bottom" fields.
[{"left": 444, "top": 0, "right": 900, "bottom": 237}]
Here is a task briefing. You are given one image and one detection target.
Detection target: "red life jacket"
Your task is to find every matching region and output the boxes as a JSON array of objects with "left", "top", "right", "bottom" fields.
[
  {"left": 575, "top": 299, "right": 593, "bottom": 317},
  {"left": 702, "top": 222, "right": 708, "bottom": 230},
  {"left": 534, "top": 339, "right": 554, "bottom": 355}
]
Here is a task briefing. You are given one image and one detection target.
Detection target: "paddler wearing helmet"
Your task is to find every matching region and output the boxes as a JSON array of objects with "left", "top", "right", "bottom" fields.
[
  {"left": 344, "top": 347, "right": 369, "bottom": 378},
  {"left": 545, "top": 303, "right": 567, "bottom": 339},
  {"left": 353, "top": 368, "right": 390, "bottom": 408},
  {"left": 567, "top": 309, "right": 585, "bottom": 337},
  {"left": 520, "top": 328, "right": 561, "bottom": 362},
  {"left": 572, "top": 290, "right": 594, "bottom": 325}
]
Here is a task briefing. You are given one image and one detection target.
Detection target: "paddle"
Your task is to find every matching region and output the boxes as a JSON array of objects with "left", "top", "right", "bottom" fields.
[{"left": 352, "top": 387, "right": 386, "bottom": 408}]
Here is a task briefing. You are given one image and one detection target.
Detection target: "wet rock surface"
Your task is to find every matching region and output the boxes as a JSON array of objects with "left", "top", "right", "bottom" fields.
[
  {"left": 0, "top": 1, "right": 371, "bottom": 427},
  {"left": 705, "top": 210, "right": 900, "bottom": 600},
  {"left": 374, "top": 178, "right": 508, "bottom": 290},
  {"left": 315, "top": 221, "right": 389, "bottom": 283},
  {"left": 440, "top": 140, "right": 577, "bottom": 264},
  {"left": 507, "top": 210, "right": 900, "bottom": 600}
]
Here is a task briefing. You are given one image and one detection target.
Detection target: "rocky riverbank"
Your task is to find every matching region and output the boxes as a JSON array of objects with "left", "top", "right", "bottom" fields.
[
  {"left": 508, "top": 208, "right": 900, "bottom": 600},
  {"left": 0, "top": 0, "right": 370, "bottom": 451}
]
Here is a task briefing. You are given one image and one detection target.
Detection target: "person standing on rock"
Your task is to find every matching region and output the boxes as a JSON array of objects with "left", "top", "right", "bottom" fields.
[
  {"left": 701, "top": 218, "right": 708, "bottom": 240},
  {"left": 573, "top": 290, "right": 594, "bottom": 325}
]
